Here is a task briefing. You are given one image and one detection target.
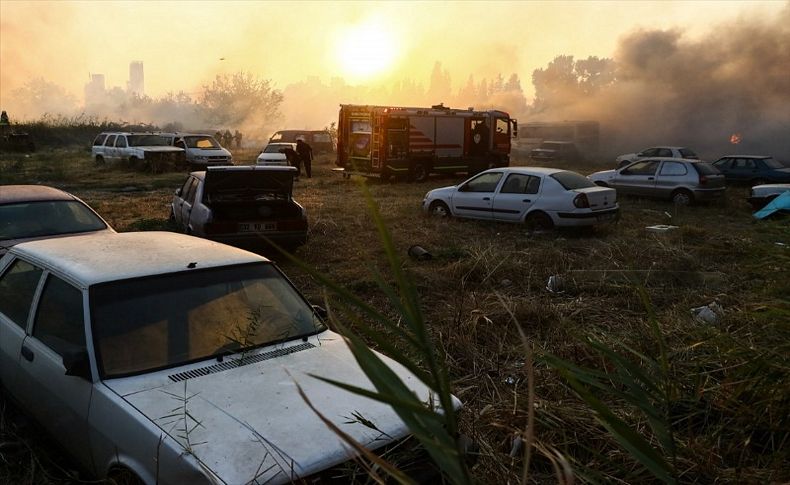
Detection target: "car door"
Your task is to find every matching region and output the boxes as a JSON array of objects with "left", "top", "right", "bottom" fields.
[
  {"left": 451, "top": 171, "right": 504, "bottom": 220},
  {"left": 614, "top": 159, "right": 660, "bottom": 196},
  {"left": 654, "top": 160, "right": 689, "bottom": 198},
  {"left": 172, "top": 176, "right": 194, "bottom": 228},
  {"left": 492, "top": 173, "right": 541, "bottom": 221},
  {"left": 103, "top": 134, "right": 118, "bottom": 162},
  {"left": 16, "top": 271, "right": 95, "bottom": 472},
  {"left": 179, "top": 176, "right": 200, "bottom": 231},
  {"left": 114, "top": 134, "right": 129, "bottom": 162},
  {"left": 0, "top": 258, "right": 44, "bottom": 396},
  {"left": 730, "top": 158, "right": 758, "bottom": 182}
]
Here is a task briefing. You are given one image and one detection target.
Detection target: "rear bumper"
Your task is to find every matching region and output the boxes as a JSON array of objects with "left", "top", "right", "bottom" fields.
[
  {"left": 555, "top": 207, "right": 620, "bottom": 226},
  {"left": 207, "top": 230, "right": 308, "bottom": 249}
]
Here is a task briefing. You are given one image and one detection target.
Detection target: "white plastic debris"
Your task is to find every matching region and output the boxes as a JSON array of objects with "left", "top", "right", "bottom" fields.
[
  {"left": 646, "top": 225, "right": 679, "bottom": 233},
  {"left": 691, "top": 302, "right": 724, "bottom": 324},
  {"left": 546, "top": 275, "right": 564, "bottom": 293}
]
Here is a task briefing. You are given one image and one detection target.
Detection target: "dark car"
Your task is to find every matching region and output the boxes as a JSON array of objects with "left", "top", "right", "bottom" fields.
[
  {"left": 170, "top": 166, "right": 308, "bottom": 252},
  {"left": 530, "top": 141, "right": 582, "bottom": 162},
  {"left": 268, "top": 130, "right": 334, "bottom": 154},
  {"left": 712, "top": 156, "right": 790, "bottom": 186},
  {"left": 0, "top": 185, "right": 114, "bottom": 255}
]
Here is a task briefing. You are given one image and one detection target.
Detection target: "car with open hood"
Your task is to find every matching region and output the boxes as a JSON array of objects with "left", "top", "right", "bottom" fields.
[
  {"left": 422, "top": 167, "right": 619, "bottom": 229},
  {"left": 589, "top": 158, "right": 725, "bottom": 205},
  {"left": 170, "top": 165, "right": 307, "bottom": 251},
  {"left": 0, "top": 185, "right": 114, "bottom": 255},
  {"left": 0, "top": 231, "right": 450, "bottom": 484}
]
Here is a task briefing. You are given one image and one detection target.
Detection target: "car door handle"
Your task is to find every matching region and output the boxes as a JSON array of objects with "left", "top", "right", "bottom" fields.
[
  {"left": 21, "top": 346, "right": 34, "bottom": 362},
  {"left": 482, "top": 197, "right": 491, "bottom": 201},
  {"left": 523, "top": 199, "right": 531, "bottom": 203}
]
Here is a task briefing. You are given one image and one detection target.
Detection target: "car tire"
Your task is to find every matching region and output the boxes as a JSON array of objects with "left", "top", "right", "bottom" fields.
[
  {"left": 525, "top": 211, "right": 554, "bottom": 231},
  {"left": 107, "top": 468, "right": 144, "bottom": 485},
  {"left": 429, "top": 200, "right": 450, "bottom": 218},
  {"left": 412, "top": 163, "right": 429, "bottom": 182},
  {"left": 95, "top": 155, "right": 105, "bottom": 165},
  {"left": 671, "top": 189, "right": 694, "bottom": 206}
]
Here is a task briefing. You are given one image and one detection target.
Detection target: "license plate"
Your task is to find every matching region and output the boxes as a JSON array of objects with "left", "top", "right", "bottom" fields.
[
  {"left": 238, "top": 222, "right": 276, "bottom": 232},
  {"left": 597, "top": 213, "right": 617, "bottom": 222}
]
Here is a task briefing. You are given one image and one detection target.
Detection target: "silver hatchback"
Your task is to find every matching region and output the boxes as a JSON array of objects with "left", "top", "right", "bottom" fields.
[{"left": 589, "top": 158, "right": 725, "bottom": 205}]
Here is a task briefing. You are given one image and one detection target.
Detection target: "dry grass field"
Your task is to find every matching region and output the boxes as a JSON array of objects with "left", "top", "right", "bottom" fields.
[{"left": 1, "top": 147, "right": 788, "bottom": 483}]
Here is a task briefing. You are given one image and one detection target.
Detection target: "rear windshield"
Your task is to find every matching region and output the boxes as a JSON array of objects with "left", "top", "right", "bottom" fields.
[
  {"left": 692, "top": 162, "right": 721, "bottom": 175},
  {"left": 0, "top": 200, "right": 107, "bottom": 241},
  {"left": 127, "top": 134, "right": 170, "bottom": 147},
  {"left": 679, "top": 148, "right": 698, "bottom": 159},
  {"left": 90, "top": 263, "right": 326, "bottom": 378},
  {"left": 550, "top": 171, "right": 595, "bottom": 190}
]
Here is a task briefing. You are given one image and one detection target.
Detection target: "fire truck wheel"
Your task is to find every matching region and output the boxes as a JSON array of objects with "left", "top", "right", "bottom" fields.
[{"left": 411, "top": 163, "right": 428, "bottom": 182}]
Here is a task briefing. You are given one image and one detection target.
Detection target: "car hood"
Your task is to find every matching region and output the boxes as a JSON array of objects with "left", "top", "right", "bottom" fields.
[
  {"left": 751, "top": 183, "right": 790, "bottom": 197},
  {"left": 204, "top": 167, "right": 295, "bottom": 197},
  {"left": 426, "top": 185, "right": 457, "bottom": 200},
  {"left": 137, "top": 146, "right": 184, "bottom": 153},
  {"left": 588, "top": 169, "right": 616, "bottom": 181},
  {"left": 257, "top": 153, "right": 287, "bottom": 161},
  {"left": 105, "top": 332, "right": 445, "bottom": 484}
]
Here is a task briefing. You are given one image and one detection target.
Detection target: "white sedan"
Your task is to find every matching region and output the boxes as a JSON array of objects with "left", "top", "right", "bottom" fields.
[{"left": 422, "top": 167, "right": 619, "bottom": 229}]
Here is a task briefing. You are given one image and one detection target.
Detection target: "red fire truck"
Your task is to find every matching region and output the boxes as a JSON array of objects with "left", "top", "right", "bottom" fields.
[{"left": 336, "top": 104, "right": 518, "bottom": 181}]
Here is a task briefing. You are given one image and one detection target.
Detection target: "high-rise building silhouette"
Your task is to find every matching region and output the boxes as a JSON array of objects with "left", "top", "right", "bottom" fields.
[
  {"left": 128, "top": 61, "right": 144, "bottom": 96},
  {"left": 84, "top": 73, "right": 106, "bottom": 106}
]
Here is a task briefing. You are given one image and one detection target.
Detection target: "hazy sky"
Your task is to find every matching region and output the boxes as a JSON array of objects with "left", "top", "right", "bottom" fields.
[{"left": 1, "top": 0, "right": 785, "bottom": 105}]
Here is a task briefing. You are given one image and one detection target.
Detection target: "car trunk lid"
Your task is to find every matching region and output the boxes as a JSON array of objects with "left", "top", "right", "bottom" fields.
[{"left": 574, "top": 186, "right": 617, "bottom": 211}]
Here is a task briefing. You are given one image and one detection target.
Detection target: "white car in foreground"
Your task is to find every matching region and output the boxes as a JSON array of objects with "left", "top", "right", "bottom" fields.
[
  {"left": 0, "top": 232, "right": 449, "bottom": 484},
  {"left": 422, "top": 167, "right": 619, "bottom": 229}
]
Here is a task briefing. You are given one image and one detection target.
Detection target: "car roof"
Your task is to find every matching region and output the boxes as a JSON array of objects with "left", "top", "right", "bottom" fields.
[
  {"left": 10, "top": 232, "right": 268, "bottom": 287},
  {"left": 189, "top": 165, "right": 298, "bottom": 177},
  {"left": 0, "top": 185, "right": 76, "bottom": 204},
  {"left": 490, "top": 167, "right": 564, "bottom": 176},
  {"left": 718, "top": 155, "right": 770, "bottom": 159}
]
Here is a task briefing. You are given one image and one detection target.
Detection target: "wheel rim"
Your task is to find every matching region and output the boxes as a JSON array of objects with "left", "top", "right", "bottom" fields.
[
  {"left": 673, "top": 191, "right": 691, "bottom": 205},
  {"left": 431, "top": 202, "right": 449, "bottom": 217}
]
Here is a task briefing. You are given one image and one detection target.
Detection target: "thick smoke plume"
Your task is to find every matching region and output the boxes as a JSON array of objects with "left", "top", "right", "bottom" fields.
[{"left": 537, "top": 4, "right": 790, "bottom": 160}]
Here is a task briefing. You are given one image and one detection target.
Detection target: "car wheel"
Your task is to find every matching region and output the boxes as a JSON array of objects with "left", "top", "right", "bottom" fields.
[
  {"left": 95, "top": 155, "right": 105, "bottom": 165},
  {"left": 107, "top": 468, "right": 144, "bottom": 485},
  {"left": 412, "top": 163, "right": 429, "bottom": 182},
  {"left": 525, "top": 211, "right": 554, "bottom": 231},
  {"left": 671, "top": 189, "right": 694, "bottom": 206},
  {"left": 429, "top": 200, "right": 450, "bottom": 218}
]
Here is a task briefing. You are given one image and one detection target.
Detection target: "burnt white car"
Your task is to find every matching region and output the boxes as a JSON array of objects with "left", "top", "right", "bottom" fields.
[
  {"left": 171, "top": 165, "right": 307, "bottom": 251},
  {"left": 0, "top": 232, "right": 444, "bottom": 484},
  {"left": 422, "top": 167, "right": 619, "bottom": 229},
  {"left": 0, "top": 185, "right": 114, "bottom": 255}
]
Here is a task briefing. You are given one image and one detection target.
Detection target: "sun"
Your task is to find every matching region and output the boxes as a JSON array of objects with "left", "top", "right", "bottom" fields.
[{"left": 335, "top": 21, "right": 398, "bottom": 81}]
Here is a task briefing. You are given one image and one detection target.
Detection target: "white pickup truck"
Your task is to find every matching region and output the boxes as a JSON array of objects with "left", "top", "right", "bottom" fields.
[{"left": 91, "top": 132, "right": 185, "bottom": 170}]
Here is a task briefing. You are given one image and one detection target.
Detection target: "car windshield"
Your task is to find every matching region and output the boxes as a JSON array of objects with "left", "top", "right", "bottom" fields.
[
  {"left": 127, "top": 134, "right": 170, "bottom": 147},
  {"left": 762, "top": 157, "right": 783, "bottom": 169},
  {"left": 184, "top": 136, "right": 220, "bottom": 149},
  {"left": 550, "top": 171, "right": 595, "bottom": 190},
  {"left": 0, "top": 200, "right": 107, "bottom": 241},
  {"left": 90, "top": 263, "right": 326, "bottom": 378}
]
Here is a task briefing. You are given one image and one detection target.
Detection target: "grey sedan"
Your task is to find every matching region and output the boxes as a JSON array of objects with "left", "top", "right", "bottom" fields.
[
  {"left": 589, "top": 158, "right": 725, "bottom": 205},
  {"left": 0, "top": 232, "right": 445, "bottom": 484}
]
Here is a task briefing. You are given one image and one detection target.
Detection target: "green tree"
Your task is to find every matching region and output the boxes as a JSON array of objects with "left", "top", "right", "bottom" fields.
[{"left": 199, "top": 71, "right": 283, "bottom": 128}]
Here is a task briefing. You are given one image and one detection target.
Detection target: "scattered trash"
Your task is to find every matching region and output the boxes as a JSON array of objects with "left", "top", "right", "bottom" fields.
[
  {"left": 691, "top": 302, "right": 724, "bottom": 324},
  {"left": 509, "top": 435, "right": 523, "bottom": 457},
  {"left": 546, "top": 275, "right": 565, "bottom": 293},
  {"left": 513, "top": 360, "right": 525, "bottom": 368},
  {"left": 646, "top": 224, "right": 679, "bottom": 233},
  {"left": 503, "top": 376, "right": 517, "bottom": 386},
  {"left": 664, "top": 211, "right": 672, "bottom": 219},
  {"left": 501, "top": 278, "right": 512, "bottom": 287},
  {"left": 407, "top": 245, "right": 433, "bottom": 261},
  {"left": 776, "top": 242, "right": 787, "bottom": 247}
]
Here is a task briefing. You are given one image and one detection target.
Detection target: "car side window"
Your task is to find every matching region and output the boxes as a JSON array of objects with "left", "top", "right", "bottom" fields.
[
  {"left": 461, "top": 172, "right": 503, "bottom": 193},
  {"left": 659, "top": 161, "right": 688, "bottom": 176},
  {"left": 104, "top": 135, "right": 117, "bottom": 147},
  {"left": 92, "top": 134, "right": 107, "bottom": 146},
  {"left": 622, "top": 160, "right": 660, "bottom": 176},
  {"left": 0, "top": 259, "right": 44, "bottom": 329},
  {"left": 657, "top": 148, "right": 673, "bottom": 157},
  {"left": 184, "top": 178, "right": 199, "bottom": 205},
  {"left": 115, "top": 136, "right": 127, "bottom": 148},
  {"left": 32, "top": 274, "right": 86, "bottom": 356},
  {"left": 640, "top": 148, "right": 658, "bottom": 157},
  {"left": 500, "top": 174, "right": 540, "bottom": 194},
  {"left": 713, "top": 159, "right": 731, "bottom": 169}
]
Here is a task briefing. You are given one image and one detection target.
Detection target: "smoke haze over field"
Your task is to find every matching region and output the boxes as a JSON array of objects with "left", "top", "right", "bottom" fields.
[{"left": 0, "top": 1, "right": 788, "bottom": 158}]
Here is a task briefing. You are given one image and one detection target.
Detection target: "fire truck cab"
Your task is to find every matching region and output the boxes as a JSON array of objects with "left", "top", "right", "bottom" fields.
[{"left": 336, "top": 104, "right": 517, "bottom": 182}]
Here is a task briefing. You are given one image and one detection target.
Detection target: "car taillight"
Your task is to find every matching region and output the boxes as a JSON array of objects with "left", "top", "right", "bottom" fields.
[{"left": 573, "top": 193, "right": 590, "bottom": 208}]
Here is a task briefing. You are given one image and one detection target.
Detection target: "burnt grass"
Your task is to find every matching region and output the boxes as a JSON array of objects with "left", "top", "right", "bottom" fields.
[{"left": 1, "top": 148, "right": 789, "bottom": 483}]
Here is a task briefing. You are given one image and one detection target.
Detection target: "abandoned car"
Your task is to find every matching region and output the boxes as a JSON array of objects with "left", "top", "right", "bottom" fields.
[
  {"left": 256, "top": 142, "right": 297, "bottom": 166},
  {"left": 589, "top": 158, "right": 725, "bottom": 205},
  {"left": 269, "top": 129, "right": 334, "bottom": 154},
  {"left": 91, "top": 132, "right": 185, "bottom": 170},
  {"left": 748, "top": 183, "right": 790, "bottom": 211},
  {"left": 159, "top": 133, "right": 234, "bottom": 169},
  {"left": 615, "top": 146, "right": 699, "bottom": 168},
  {"left": 712, "top": 155, "right": 790, "bottom": 186},
  {"left": 529, "top": 141, "right": 583, "bottom": 162},
  {"left": 422, "top": 167, "right": 619, "bottom": 229},
  {"left": 0, "top": 185, "right": 114, "bottom": 255},
  {"left": 0, "top": 231, "right": 446, "bottom": 484},
  {"left": 170, "top": 165, "right": 307, "bottom": 251}
]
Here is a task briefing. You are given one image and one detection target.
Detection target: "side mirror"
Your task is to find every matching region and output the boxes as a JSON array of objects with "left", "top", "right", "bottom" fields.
[
  {"left": 175, "top": 187, "right": 182, "bottom": 196},
  {"left": 457, "top": 184, "right": 468, "bottom": 193},
  {"left": 512, "top": 120, "right": 518, "bottom": 138},
  {"left": 63, "top": 348, "right": 91, "bottom": 380},
  {"left": 312, "top": 304, "right": 328, "bottom": 321}
]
